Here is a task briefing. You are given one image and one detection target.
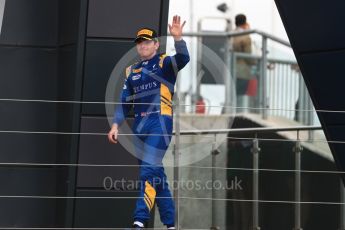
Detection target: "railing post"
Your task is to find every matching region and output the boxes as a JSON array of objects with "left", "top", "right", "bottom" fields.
[
  {"left": 307, "top": 96, "right": 314, "bottom": 142},
  {"left": 211, "top": 135, "right": 221, "bottom": 230},
  {"left": 297, "top": 70, "right": 314, "bottom": 141},
  {"left": 251, "top": 136, "right": 261, "bottom": 230},
  {"left": 231, "top": 52, "right": 237, "bottom": 114},
  {"left": 260, "top": 36, "right": 268, "bottom": 120},
  {"left": 224, "top": 35, "right": 232, "bottom": 114},
  {"left": 293, "top": 131, "right": 303, "bottom": 230},
  {"left": 339, "top": 179, "right": 345, "bottom": 230},
  {"left": 195, "top": 21, "right": 203, "bottom": 109},
  {"left": 174, "top": 73, "right": 181, "bottom": 230},
  {"left": 297, "top": 74, "right": 305, "bottom": 124}
]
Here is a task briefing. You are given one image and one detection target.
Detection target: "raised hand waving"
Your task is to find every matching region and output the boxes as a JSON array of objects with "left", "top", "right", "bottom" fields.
[{"left": 168, "top": 15, "right": 186, "bottom": 41}]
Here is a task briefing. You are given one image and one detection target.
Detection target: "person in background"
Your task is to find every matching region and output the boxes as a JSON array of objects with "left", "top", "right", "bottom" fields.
[
  {"left": 232, "top": 14, "right": 257, "bottom": 113},
  {"left": 195, "top": 95, "right": 206, "bottom": 114}
]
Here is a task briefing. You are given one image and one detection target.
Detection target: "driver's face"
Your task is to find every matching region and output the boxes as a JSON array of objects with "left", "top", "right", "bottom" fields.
[{"left": 136, "top": 40, "right": 159, "bottom": 59}]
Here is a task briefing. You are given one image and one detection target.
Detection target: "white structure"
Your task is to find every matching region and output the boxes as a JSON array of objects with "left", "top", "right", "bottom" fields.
[{"left": 0, "top": 0, "right": 6, "bottom": 35}]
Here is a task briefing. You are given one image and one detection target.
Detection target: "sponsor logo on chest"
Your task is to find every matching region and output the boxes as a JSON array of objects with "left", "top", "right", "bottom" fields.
[
  {"left": 133, "top": 81, "right": 158, "bottom": 94},
  {"left": 132, "top": 74, "right": 141, "bottom": 81}
]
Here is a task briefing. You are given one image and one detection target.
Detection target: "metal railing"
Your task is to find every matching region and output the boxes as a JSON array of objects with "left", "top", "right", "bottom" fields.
[
  {"left": 232, "top": 52, "right": 314, "bottom": 126},
  {"left": 0, "top": 95, "right": 343, "bottom": 229},
  {"left": 174, "top": 125, "right": 327, "bottom": 230},
  {"left": 167, "top": 29, "right": 326, "bottom": 229},
  {"left": 169, "top": 29, "right": 316, "bottom": 127}
]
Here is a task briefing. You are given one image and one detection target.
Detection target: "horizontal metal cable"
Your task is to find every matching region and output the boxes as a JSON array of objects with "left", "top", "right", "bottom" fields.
[
  {"left": 0, "top": 129, "right": 342, "bottom": 145},
  {"left": 0, "top": 228, "right": 227, "bottom": 230},
  {"left": 0, "top": 195, "right": 342, "bottom": 206},
  {"left": 0, "top": 126, "right": 323, "bottom": 135},
  {"left": 0, "top": 98, "right": 343, "bottom": 114},
  {"left": 0, "top": 162, "right": 342, "bottom": 175},
  {"left": 0, "top": 228, "right": 188, "bottom": 230},
  {"left": 0, "top": 130, "right": 173, "bottom": 137},
  {"left": 225, "top": 136, "right": 343, "bottom": 144},
  {"left": 0, "top": 228, "right": 167, "bottom": 230}
]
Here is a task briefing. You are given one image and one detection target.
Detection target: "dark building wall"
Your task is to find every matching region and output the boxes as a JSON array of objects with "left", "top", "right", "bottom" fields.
[
  {"left": 74, "top": 0, "right": 170, "bottom": 227},
  {"left": 0, "top": 0, "right": 169, "bottom": 228},
  {"left": 274, "top": 0, "right": 345, "bottom": 182},
  {"left": 0, "top": 0, "right": 59, "bottom": 227},
  {"left": 56, "top": 0, "right": 85, "bottom": 227}
]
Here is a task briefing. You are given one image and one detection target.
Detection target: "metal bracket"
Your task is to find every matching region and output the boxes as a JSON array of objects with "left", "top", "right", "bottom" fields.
[
  {"left": 212, "top": 148, "right": 221, "bottom": 156},
  {"left": 251, "top": 139, "right": 261, "bottom": 154},
  {"left": 210, "top": 226, "right": 220, "bottom": 230}
]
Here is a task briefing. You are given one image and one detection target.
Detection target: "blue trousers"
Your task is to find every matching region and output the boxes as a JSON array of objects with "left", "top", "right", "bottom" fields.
[{"left": 132, "top": 114, "right": 175, "bottom": 226}]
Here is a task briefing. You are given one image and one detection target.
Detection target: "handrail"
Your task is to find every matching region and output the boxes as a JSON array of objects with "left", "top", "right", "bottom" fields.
[
  {"left": 233, "top": 52, "right": 298, "bottom": 65},
  {"left": 169, "top": 29, "right": 291, "bottom": 48},
  {"left": 174, "top": 126, "right": 322, "bottom": 135}
]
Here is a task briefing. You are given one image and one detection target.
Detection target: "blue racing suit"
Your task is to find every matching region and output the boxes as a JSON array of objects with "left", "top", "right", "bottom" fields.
[{"left": 112, "top": 39, "right": 190, "bottom": 227}]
